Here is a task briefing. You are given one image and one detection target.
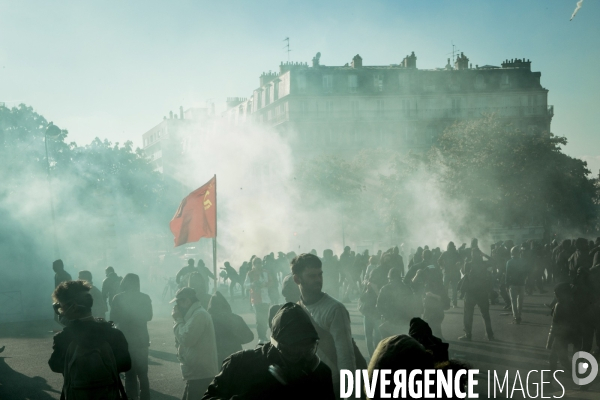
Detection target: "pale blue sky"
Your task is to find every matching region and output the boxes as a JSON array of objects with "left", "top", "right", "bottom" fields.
[{"left": 1, "top": 0, "right": 598, "bottom": 172}]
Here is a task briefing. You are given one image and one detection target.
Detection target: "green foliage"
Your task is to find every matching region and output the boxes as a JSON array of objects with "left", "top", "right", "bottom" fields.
[
  {"left": 428, "top": 114, "right": 598, "bottom": 229},
  {"left": 0, "top": 104, "right": 176, "bottom": 258}
]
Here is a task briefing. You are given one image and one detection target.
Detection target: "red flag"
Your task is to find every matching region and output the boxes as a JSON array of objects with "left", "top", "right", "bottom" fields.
[{"left": 170, "top": 176, "right": 217, "bottom": 247}]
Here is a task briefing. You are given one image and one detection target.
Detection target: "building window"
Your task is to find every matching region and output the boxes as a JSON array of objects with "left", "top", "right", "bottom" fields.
[
  {"left": 326, "top": 101, "right": 334, "bottom": 115},
  {"left": 451, "top": 98, "right": 461, "bottom": 115},
  {"left": 265, "top": 85, "right": 271, "bottom": 105},
  {"left": 376, "top": 99, "right": 384, "bottom": 116},
  {"left": 323, "top": 75, "right": 333, "bottom": 92},
  {"left": 374, "top": 74, "right": 383, "bottom": 92},
  {"left": 297, "top": 75, "right": 307, "bottom": 94},
  {"left": 350, "top": 100, "right": 359, "bottom": 117},
  {"left": 301, "top": 101, "right": 308, "bottom": 116},
  {"left": 402, "top": 99, "right": 410, "bottom": 117},
  {"left": 501, "top": 74, "right": 510, "bottom": 88},
  {"left": 475, "top": 74, "right": 485, "bottom": 89},
  {"left": 274, "top": 82, "right": 280, "bottom": 101},
  {"left": 348, "top": 75, "right": 358, "bottom": 93}
]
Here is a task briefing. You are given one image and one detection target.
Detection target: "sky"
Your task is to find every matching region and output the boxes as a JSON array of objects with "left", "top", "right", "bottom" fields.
[{"left": 1, "top": 0, "right": 599, "bottom": 173}]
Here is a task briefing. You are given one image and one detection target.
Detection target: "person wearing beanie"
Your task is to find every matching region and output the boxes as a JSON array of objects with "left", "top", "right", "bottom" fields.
[{"left": 203, "top": 303, "right": 335, "bottom": 400}]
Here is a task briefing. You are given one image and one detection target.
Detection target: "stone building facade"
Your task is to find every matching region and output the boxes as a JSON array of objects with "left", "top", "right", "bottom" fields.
[
  {"left": 224, "top": 51, "right": 553, "bottom": 153},
  {"left": 142, "top": 106, "right": 211, "bottom": 175}
]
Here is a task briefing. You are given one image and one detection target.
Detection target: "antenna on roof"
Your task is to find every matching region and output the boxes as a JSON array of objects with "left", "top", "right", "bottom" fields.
[
  {"left": 446, "top": 41, "right": 461, "bottom": 67},
  {"left": 283, "top": 37, "right": 291, "bottom": 62}
]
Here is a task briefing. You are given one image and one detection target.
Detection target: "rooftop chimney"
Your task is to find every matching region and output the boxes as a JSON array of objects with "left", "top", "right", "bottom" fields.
[
  {"left": 179, "top": 106, "right": 184, "bottom": 119},
  {"left": 352, "top": 54, "right": 363, "bottom": 68},
  {"left": 312, "top": 52, "right": 321, "bottom": 67}
]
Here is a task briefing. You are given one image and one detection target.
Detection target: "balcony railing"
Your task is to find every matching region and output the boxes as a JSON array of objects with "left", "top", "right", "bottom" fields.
[{"left": 287, "top": 105, "right": 554, "bottom": 120}]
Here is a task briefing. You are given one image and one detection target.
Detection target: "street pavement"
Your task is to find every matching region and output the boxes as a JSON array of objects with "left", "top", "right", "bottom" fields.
[{"left": 1, "top": 288, "right": 598, "bottom": 399}]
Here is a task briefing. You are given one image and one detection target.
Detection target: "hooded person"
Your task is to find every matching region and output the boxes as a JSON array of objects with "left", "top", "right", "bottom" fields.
[
  {"left": 102, "top": 266, "right": 122, "bottom": 307},
  {"left": 111, "top": 274, "right": 153, "bottom": 400},
  {"left": 408, "top": 317, "right": 449, "bottom": 367},
  {"left": 202, "top": 303, "right": 335, "bottom": 400},
  {"left": 366, "top": 335, "right": 434, "bottom": 400},
  {"left": 207, "top": 291, "right": 254, "bottom": 365},
  {"left": 438, "top": 242, "right": 461, "bottom": 308},
  {"left": 171, "top": 287, "right": 219, "bottom": 399}
]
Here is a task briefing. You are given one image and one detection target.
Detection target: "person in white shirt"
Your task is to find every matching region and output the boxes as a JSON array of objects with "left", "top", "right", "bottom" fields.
[{"left": 294, "top": 253, "right": 358, "bottom": 399}]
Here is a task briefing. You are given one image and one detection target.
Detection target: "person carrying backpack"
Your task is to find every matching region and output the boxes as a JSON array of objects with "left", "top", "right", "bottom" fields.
[{"left": 49, "top": 280, "right": 131, "bottom": 400}]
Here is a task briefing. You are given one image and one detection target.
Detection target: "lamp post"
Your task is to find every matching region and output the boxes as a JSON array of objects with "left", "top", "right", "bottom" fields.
[{"left": 45, "top": 122, "right": 61, "bottom": 258}]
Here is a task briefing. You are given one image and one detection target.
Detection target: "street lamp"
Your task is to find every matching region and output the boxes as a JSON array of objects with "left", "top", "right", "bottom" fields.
[{"left": 45, "top": 122, "right": 61, "bottom": 258}]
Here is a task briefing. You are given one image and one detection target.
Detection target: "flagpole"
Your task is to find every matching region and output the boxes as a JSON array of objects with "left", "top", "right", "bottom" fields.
[{"left": 213, "top": 174, "right": 218, "bottom": 294}]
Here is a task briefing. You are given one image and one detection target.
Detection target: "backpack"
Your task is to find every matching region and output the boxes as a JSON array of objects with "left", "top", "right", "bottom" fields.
[{"left": 61, "top": 338, "right": 126, "bottom": 400}]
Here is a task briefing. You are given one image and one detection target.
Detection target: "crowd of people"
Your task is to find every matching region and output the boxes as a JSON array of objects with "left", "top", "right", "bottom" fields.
[{"left": 46, "top": 235, "right": 600, "bottom": 399}]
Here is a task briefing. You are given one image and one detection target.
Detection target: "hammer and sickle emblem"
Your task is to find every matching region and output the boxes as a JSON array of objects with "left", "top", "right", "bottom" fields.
[{"left": 203, "top": 190, "right": 212, "bottom": 210}]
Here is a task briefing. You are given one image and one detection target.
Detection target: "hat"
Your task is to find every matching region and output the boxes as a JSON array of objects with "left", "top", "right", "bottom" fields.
[
  {"left": 169, "top": 287, "right": 198, "bottom": 304},
  {"left": 270, "top": 303, "right": 319, "bottom": 347}
]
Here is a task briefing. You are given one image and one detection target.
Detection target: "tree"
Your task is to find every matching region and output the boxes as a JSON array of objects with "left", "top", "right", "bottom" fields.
[
  {"left": 428, "top": 114, "right": 598, "bottom": 229},
  {"left": 0, "top": 104, "right": 176, "bottom": 269}
]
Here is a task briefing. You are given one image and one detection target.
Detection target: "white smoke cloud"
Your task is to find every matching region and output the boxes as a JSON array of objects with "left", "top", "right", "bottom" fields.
[{"left": 570, "top": 0, "right": 584, "bottom": 21}]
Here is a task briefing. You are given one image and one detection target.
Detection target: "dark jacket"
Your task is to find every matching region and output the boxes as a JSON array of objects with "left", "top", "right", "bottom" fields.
[
  {"left": 569, "top": 250, "right": 593, "bottom": 278},
  {"left": 54, "top": 270, "right": 72, "bottom": 289},
  {"left": 102, "top": 273, "right": 122, "bottom": 305},
  {"left": 438, "top": 249, "right": 460, "bottom": 276},
  {"left": 376, "top": 281, "right": 415, "bottom": 324},
  {"left": 505, "top": 258, "right": 528, "bottom": 286},
  {"left": 110, "top": 289, "right": 153, "bottom": 348},
  {"left": 202, "top": 343, "right": 335, "bottom": 400},
  {"left": 207, "top": 292, "right": 254, "bottom": 365},
  {"left": 48, "top": 318, "right": 131, "bottom": 374}
]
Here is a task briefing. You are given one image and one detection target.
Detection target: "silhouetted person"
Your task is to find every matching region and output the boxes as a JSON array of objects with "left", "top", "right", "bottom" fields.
[
  {"left": 412, "top": 264, "right": 448, "bottom": 339},
  {"left": 390, "top": 246, "right": 405, "bottom": 276},
  {"left": 547, "top": 283, "right": 578, "bottom": 372},
  {"left": 377, "top": 267, "right": 415, "bottom": 340},
  {"left": 321, "top": 249, "right": 340, "bottom": 298},
  {"left": 78, "top": 270, "right": 108, "bottom": 319},
  {"left": 196, "top": 259, "right": 216, "bottom": 294},
  {"left": 438, "top": 242, "right": 461, "bottom": 308},
  {"left": 176, "top": 259, "right": 197, "bottom": 289},
  {"left": 111, "top": 274, "right": 153, "bottom": 400},
  {"left": 459, "top": 248, "right": 495, "bottom": 341},
  {"left": 505, "top": 246, "right": 528, "bottom": 324},
  {"left": 222, "top": 262, "right": 242, "bottom": 299},
  {"left": 569, "top": 238, "right": 593, "bottom": 279},
  {"left": 358, "top": 275, "right": 381, "bottom": 357},
  {"left": 207, "top": 291, "right": 254, "bottom": 365},
  {"left": 244, "top": 257, "right": 274, "bottom": 342},
  {"left": 49, "top": 280, "right": 131, "bottom": 399},
  {"left": 102, "top": 266, "right": 122, "bottom": 307},
  {"left": 202, "top": 303, "right": 335, "bottom": 400},
  {"left": 53, "top": 259, "right": 72, "bottom": 289}
]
